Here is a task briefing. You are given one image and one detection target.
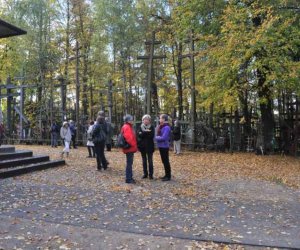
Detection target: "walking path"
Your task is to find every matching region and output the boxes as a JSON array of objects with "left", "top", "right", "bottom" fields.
[{"left": 1, "top": 146, "right": 299, "bottom": 249}]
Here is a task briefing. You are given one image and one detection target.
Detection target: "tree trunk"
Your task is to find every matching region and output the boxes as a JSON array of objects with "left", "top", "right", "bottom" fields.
[{"left": 257, "top": 69, "right": 275, "bottom": 152}]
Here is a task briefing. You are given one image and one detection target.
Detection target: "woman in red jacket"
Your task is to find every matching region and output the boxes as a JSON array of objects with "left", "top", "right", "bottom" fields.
[{"left": 121, "top": 114, "right": 138, "bottom": 184}]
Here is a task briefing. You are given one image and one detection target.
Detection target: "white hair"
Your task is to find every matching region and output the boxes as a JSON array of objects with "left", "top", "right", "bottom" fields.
[{"left": 142, "top": 114, "right": 151, "bottom": 121}]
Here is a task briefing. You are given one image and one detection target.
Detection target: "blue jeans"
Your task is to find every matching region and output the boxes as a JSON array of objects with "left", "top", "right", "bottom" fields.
[
  {"left": 51, "top": 133, "right": 58, "bottom": 147},
  {"left": 126, "top": 152, "right": 134, "bottom": 182}
]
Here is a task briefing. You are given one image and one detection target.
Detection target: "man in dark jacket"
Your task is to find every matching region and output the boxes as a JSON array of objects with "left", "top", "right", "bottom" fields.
[
  {"left": 69, "top": 120, "right": 77, "bottom": 149},
  {"left": 137, "top": 114, "right": 155, "bottom": 179},
  {"left": 92, "top": 116, "right": 108, "bottom": 170},
  {"left": 50, "top": 121, "right": 59, "bottom": 147}
]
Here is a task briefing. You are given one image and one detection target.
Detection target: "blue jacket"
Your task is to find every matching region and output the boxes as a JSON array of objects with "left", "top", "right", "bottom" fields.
[{"left": 155, "top": 124, "right": 171, "bottom": 148}]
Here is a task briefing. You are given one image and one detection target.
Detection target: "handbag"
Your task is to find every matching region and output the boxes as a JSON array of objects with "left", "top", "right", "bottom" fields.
[{"left": 117, "top": 133, "right": 130, "bottom": 149}]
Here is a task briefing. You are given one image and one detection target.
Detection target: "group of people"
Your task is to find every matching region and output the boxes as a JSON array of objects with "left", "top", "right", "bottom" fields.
[
  {"left": 119, "top": 113, "right": 174, "bottom": 183},
  {"left": 50, "top": 120, "right": 77, "bottom": 150},
  {"left": 55, "top": 112, "right": 181, "bottom": 184}
]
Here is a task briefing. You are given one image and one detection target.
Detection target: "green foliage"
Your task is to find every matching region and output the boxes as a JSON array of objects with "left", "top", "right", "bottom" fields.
[{"left": 0, "top": 0, "right": 299, "bottom": 130}]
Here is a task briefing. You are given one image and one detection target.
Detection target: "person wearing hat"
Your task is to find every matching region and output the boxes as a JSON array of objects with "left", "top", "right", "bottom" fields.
[
  {"left": 121, "top": 114, "right": 137, "bottom": 184},
  {"left": 60, "top": 121, "right": 72, "bottom": 158},
  {"left": 137, "top": 114, "right": 155, "bottom": 179},
  {"left": 155, "top": 114, "right": 172, "bottom": 181}
]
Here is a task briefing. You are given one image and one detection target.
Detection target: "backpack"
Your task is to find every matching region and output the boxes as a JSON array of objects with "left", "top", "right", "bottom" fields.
[
  {"left": 117, "top": 133, "right": 130, "bottom": 149},
  {"left": 92, "top": 124, "right": 106, "bottom": 144}
]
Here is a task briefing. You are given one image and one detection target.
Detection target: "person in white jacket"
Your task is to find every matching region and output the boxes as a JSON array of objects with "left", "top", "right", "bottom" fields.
[
  {"left": 60, "top": 121, "right": 72, "bottom": 158},
  {"left": 86, "top": 120, "right": 95, "bottom": 157}
]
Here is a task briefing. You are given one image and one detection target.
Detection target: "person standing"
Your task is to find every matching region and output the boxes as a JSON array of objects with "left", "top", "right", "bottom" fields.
[
  {"left": 50, "top": 121, "right": 59, "bottom": 148},
  {"left": 60, "top": 121, "right": 72, "bottom": 158},
  {"left": 155, "top": 114, "right": 172, "bottom": 181},
  {"left": 137, "top": 114, "right": 155, "bottom": 179},
  {"left": 69, "top": 120, "right": 77, "bottom": 149},
  {"left": 86, "top": 120, "right": 96, "bottom": 158},
  {"left": 105, "top": 117, "right": 113, "bottom": 151},
  {"left": 172, "top": 120, "right": 181, "bottom": 155},
  {"left": 121, "top": 114, "right": 137, "bottom": 184},
  {"left": 92, "top": 116, "right": 108, "bottom": 170}
]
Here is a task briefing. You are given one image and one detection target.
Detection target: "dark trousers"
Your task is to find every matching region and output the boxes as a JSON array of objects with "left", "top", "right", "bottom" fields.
[
  {"left": 106, "top": 144, "right": 112, "bottom": 151},
  {"left": 87, "top": 146, "right": 95, "bottom": 157},
  {"left": 126, "top": 152, "right": 134, "bottom": 181},
  {"left": 71, "top": 135, "right": 77, "bottom": 148},
  {"left": 141, "top": 151, "right": 153, "bottom": 177},
  {"left": 94, "top": 143, "right": 107, "bottom": 169},
  {"left": 51, "top": 133, "right": 58, "bottom": 147},
  {"left": 159, "top": 148, "right": 171, "bottom": 178}
]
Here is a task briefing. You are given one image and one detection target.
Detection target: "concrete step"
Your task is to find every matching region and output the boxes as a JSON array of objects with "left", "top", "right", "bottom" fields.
[
  {"left": 0, "top": 150, "right": 33, "bottom": 161},
  {"left": 0, "top": 145, "right": 15, "bottom": 153},
  {"left": 0, "top": 155, "right": 50, "bottom": 169},
  {"left": 0, "top": 159, "right": 66, "bottom": 179}
]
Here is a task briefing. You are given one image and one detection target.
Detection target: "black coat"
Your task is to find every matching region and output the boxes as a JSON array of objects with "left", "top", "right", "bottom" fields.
[
  {"left": 92, "top": 122, "right": 107, "bottom": 145},
  {"left": 137, "top": 124, "right": 155, "bottom": 153},
  {"left": 172, "top": 125, "right": 181, "bottom": 141}
]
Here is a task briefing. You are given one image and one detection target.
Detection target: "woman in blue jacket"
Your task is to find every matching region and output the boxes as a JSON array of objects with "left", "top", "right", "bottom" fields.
[{"left": 155, "top": 114, "right": 172, "bottom": 181}]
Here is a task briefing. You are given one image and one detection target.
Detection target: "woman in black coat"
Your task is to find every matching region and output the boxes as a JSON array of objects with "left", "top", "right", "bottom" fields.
[
  {"left": 137, "top": 114, "right": 155, "bottom": 179},
  {"left": 92, "top": 116, "right": 108, "bottom": 171}
]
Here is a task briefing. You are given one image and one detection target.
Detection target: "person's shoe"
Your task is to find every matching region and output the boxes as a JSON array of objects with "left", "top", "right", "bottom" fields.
[
  {"left": 159, "top": 176, "right": 167, "bottom": 179},
  {"left": 149, "top": 176, "right": 153, "bottom": 180},
  {"left": 161, "top": 176, "right": 171, "bottom": 181},
  {"left": 87, "top": 156, "right": 92, "bottom": 158},
  {"left": 126, "top": 179, "right": 136, "bottom": 184},
  {"left": 142, "top": 175, "right": 148, "bottom": 179}
]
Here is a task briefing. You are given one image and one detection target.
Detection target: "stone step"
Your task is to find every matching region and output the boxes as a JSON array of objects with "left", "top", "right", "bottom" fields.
[
  {"left": 0, "top": 155, "right": 50, "bottom": 169},
  {"left": 0, "top": 145, "right": 15, "bottom": 153},
  {"left": 0, "top": 150, "right": 33, "bottom": 161},
  {"left": 0, "top": 160, "right": 65, "bottom": 179}
]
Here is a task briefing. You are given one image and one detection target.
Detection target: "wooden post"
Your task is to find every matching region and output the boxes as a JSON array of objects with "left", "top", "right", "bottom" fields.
[
  {"left": 75, "top": 40, "right": 80, "bottom": 141},
  {"left": 230, "top": 106, "right": 233, "bottom": 154},
  {"left": 107, "top": 80, "right": 113, "bottom": 122},
  {"left": 295, "top": 97, "right": 299, "bottom": 157},
  {"left": 180, "top": 31, "right": 198, "bottom": 150},
  {"left": 190, "top": 32, "right": 196, "bottom": 151},
  {"left": 137, "top": 31, "right": 166, "bottom": 116},
  {"left": 6, "top": 77, "right": 12, "bottom": 137},
  {"left": 58, "top": 76, "right": 66, "bottom": 122},
  {"left": 20, "top": 86, "right": 24, "bottom": 139}
]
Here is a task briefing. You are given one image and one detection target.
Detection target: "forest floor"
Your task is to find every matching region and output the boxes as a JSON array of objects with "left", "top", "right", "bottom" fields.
[{"left": 1, "top": 145, "right": 300, "bottom": 250}]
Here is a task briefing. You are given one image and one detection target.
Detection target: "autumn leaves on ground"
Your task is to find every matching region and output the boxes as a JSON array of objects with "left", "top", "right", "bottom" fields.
[
  {"left": 2, "top": 145, "right": 300, "bottom": 249},
  {"left": 16, "top": 145, "right": 300, "bottom": 190}
]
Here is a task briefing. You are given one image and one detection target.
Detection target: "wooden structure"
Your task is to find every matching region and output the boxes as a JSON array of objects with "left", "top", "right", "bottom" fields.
[
  {"left": 0, "top": 18, "right": 26, "bottom": 38},
  {"left": 137, "top": 31, "right": 166, "bottom": 116}
]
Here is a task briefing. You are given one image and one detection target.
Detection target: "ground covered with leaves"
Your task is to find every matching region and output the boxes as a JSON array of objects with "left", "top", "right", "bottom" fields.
[{"left": 1, "top": 145, "right": 300, "bottom": 249}]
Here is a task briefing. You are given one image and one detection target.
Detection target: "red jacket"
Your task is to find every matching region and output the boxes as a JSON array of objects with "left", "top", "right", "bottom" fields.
[{"left": 121, "top": 123, "right": 137, "bottom": 154}]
